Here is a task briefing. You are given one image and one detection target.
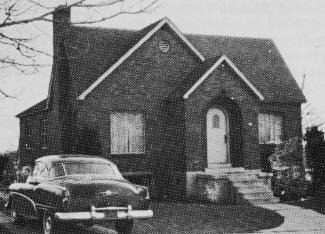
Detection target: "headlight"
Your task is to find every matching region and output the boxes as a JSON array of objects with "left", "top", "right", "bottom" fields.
[{"left": 63, "top": 189, "right": 70, "bottom": 198}]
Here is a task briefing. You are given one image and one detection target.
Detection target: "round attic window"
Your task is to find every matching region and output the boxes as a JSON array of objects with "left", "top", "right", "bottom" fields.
[{"left": 159, "top": 40, "right": 170, "bottom": 52}]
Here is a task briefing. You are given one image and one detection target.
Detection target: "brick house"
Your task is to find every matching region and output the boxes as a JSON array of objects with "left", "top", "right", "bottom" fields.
[{"left": 16, "top": 7, "right": 305, "bottom": 200}]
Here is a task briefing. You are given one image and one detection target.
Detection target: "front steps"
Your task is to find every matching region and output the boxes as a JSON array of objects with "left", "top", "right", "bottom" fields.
[{"left": 205, "top": 165, "right": 279, "bottom": 205}]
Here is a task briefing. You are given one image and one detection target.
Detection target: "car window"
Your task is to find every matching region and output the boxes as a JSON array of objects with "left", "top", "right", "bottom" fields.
[
  {"left": 61, "top": 161, "right": 123, "bottom": 179},
  {"left": 32, "top": 162, "right": 49, "bottom": 179},
  {"left": 32, "top": 162, "right": 44, "bottom": 177},
  {"left": 49, "top": 163, "right": 65, "bottom": 179},
  {"left": 39, "top": 166, "right": 49, "bottom": 179}
]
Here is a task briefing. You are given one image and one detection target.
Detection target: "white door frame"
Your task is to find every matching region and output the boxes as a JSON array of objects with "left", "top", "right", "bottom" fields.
[{"left": 206, "top": 107, "right": 230, "bottom": 166}]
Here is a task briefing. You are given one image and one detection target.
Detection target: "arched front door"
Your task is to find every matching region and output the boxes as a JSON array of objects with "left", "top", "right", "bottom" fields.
[{"left": 206, "top": 108, "right": 229, "bottom": 166}]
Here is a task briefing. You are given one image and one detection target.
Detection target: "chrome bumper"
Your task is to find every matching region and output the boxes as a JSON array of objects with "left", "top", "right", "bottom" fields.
[{"left": 54, "top": 205, "right": 153, "bottom": 221}]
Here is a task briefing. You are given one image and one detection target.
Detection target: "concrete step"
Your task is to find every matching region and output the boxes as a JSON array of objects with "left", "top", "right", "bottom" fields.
[
  {"left": 206, "top": 167, "right": 278, "bottom": 205},
  {"left": 237, "top": 186, "right": 271, "bottom": 194},
  {"left": 248, "top": 197, "right": 280, "bottom": 205},
  {"left": 205, "top": 167, "right": 245, "bottom": 174},
  {"left": 243, "top": 192, "right": 275, "bottom": 200}
]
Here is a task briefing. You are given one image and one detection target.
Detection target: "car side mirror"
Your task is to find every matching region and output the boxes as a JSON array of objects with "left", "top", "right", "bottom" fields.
[{"left": 27, "top": 176, "right": 39, "bottom": 185}]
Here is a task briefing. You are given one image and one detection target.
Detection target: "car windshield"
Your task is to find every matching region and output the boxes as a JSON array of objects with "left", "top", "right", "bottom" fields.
[{"left": 51, "top": 161, "right": 124, "bottom": 179}]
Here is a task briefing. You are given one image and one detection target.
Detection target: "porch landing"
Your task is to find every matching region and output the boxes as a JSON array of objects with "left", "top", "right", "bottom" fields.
[{"left": 195, "top": 164, "right": 279, "bottom": 205}]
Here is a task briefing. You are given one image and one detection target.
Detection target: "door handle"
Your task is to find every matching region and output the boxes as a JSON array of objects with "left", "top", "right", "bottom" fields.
[{"left": 224, "top": 135, "right": 228, "bottom": 144}]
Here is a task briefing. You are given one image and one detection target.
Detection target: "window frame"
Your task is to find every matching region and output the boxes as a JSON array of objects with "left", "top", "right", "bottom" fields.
[
  {"left": 110, "top": 112, "right": 145, "bottom": 155},
  {"left": 258, "top": 113, "right": 283, "bottom": 144}
]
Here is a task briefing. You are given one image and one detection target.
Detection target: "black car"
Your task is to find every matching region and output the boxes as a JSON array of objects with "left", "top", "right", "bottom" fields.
[{"left": 6, "top": 154, "right": 153, "bottom": 234}]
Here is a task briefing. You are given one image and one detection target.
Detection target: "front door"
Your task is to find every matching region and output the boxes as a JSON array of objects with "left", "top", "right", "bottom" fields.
[{"left": 207, "top": 108, "right": 229, "bottom": 166}]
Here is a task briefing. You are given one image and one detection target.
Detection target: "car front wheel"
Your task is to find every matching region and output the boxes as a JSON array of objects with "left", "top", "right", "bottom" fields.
[
  {"left": 11, "top": 208, "right": 23, "bottom": 224},
  {"left": 43, "top": 211, "right": 58, "bottom": 234},
  {"left": 115, "top": 219, "right": 134, "bottom": 234}
]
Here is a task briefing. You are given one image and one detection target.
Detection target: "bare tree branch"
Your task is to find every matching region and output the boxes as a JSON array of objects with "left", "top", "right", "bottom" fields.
[
  {"left": 75, "top": 0, "right": 120, "bottom": 8},
  {"left": 26, "top": 0, "right": 54, "bottom": 10},
  {"left": 0, "top": 88, "right": 14, "bottom": 98},
  {"left": 72, "top": 0, "right": 158, "bottom": 24},
  {"left": 0, "top": 0, "right": 88, "bottom": 27},
  {"left": 0, "top": 0, "right": 159, "bottom": 99}
]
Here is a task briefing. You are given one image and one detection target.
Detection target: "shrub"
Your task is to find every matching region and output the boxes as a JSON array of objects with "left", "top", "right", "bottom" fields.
[
  {"left": 269, "top": 137, "right": 309, "bottom": 199},
  {"left": 304, "top": 126, "right": 325, "bottom": 193},
  {"left": 269, "top": 137, "right": 303, "bottom": 168}
]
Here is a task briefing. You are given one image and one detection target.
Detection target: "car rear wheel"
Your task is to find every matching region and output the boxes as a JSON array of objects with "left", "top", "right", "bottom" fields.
[
  {"left": 43, "top": 211, "right": 58, "bottom": 234},
  {"left": 115, "top": 219, "right": 134, "bottom": 234}
]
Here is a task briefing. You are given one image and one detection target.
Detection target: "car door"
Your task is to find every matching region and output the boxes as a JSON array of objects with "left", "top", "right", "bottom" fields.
[{"left": 31, "top": 162, "right": 52, "bottom": 209}]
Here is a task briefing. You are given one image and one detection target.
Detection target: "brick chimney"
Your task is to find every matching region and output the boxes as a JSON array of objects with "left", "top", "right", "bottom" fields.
[
  {"left": 53, "top": 6, "right": 71, "bottom": 55},
  {"left": 51, "top": 6, "right": 75, "bottom": 153}
]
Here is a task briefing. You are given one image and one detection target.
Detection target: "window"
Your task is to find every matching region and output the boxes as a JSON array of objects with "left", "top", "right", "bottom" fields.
[
  {"left": 41, "top": 119, "right": 48, "bottom": 149},
  {"left": 110, "top": 113, "right": 145, "bottom": 154},
  {"left": 24, "top": 122, "right": 31, "bottom": 149},
  {"left": 159, "top": 40, "right": 170, "bottom": 52},
  {"left": 212, "top": 115, "right": 220, "bottom": 128},
  {"left": 258, "top": 114, "right": 282, "bottom": 144},
  {"left": 32, "top": 162, "right": 48, "bottom": 179}
]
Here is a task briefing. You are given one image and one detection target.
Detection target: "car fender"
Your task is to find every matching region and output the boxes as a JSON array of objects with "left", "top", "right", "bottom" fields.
[{"left": 33, "top": 184, "right": 68, "bottom": 211}]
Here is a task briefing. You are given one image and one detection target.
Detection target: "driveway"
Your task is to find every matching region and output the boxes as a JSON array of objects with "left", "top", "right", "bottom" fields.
[
  {"left": 0, "top": 191, "right": 325, "bottom": 233},
  {"left": 127, "top": 202, "right": 325, "bottom": 233}
]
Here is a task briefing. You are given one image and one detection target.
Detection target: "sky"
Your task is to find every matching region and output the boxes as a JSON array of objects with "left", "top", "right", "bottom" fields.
[{"left": 0, "top": 0, "right": 325, "bottom": 152}]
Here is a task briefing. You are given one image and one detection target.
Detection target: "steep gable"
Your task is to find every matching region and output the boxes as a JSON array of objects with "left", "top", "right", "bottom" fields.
[
  {"left": 76, "top": 18, "right": 205, "bottom": 100},
  {"left": 185, "top": 34, "right": 306, "bottom": 103},
  {"left": 44, "top": 17, "right": 305, "bottom": 106},
  {"left": 182, "top": 55, "right": 264, "bottom": 100}
]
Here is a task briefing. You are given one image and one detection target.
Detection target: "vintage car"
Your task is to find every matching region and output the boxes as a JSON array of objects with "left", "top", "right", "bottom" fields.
[{"left": 6, "top": 155, "right": 153, "bottom": 234}]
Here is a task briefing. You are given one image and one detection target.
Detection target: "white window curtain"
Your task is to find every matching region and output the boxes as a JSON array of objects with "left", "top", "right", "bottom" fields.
[
  {"left": 258, "top": 114, "right": 282, "bottom": 144},
  {"left": 110, "top": 113, "right": 145, "bottom": 154}
]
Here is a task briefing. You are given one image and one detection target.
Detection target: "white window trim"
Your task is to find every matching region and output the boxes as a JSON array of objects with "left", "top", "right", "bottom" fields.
[
  {"left": 110, "top": 113, "right": 145, "bottom": 155},
  {"left": 183, "top": 55, "right": 264, "bottom": 100},
  {"left": 258, "top": 113, "right": 283, "bottom": 144},
  {"left": 78, "top": 17, "right": 205, "bottom": 101}
]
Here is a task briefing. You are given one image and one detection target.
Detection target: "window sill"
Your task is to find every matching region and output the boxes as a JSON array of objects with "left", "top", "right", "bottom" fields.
[
  {"left": 111, "top": 153, "right": 146, "bottom": 157},
  {"left": 259, "top": 142, "right": 282, "bottom": 145}
]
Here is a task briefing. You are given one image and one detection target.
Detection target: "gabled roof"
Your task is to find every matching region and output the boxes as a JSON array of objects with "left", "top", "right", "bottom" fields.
[
  {"left": 185, "top": 34, "right": 306, "bottom": 103},
  {"left": 38, "top": 17, "right": 304, "bottom": 107},
  {"left": 16, "top": 99, "right": 48, "bottom": 118},
  {"left": 183, "top": 55, "right": 264, "bottom": 100},
  {"left": 77, "top": 17, "right": 205, "bottom": 100}
]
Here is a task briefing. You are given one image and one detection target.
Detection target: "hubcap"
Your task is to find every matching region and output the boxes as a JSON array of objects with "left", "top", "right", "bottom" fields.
[
  {"left": 44, "top": 215, "right": 52, "bottom": 234},
  {"left": 11, "top": 210, "right": 17, "bottom": 220}
]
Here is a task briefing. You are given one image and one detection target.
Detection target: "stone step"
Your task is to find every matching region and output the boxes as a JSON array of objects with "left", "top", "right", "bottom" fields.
[
  {"left": 243, "top": 192, "right": 275, "bottom": 200},
  {"left": 204, "top": 167, "right": 278, "bottom": 205},
  {"left": 205, "top": 167, "right": 245, "bottom": 174},
  {"left": 233, "top": 183, "right": 271, "bottom": 193},
  {"left": 237, "top": 186, "right": 272, "bottom": 194},
  {"left": 248, "top": 197, "right": 280, "bottom": 205},
  {"left": 229, "top": 176, "right": 265, "bottom": 183}
]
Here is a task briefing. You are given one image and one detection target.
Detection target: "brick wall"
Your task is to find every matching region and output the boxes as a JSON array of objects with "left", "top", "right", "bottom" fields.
[
  {"left": 75, "top": 28, "right": 200, "bottom": 176},
  {"left": 184, "top": 62, "right": 303, "bottom": 171},
  {"left": 19, "top": 111, "right": 49, "bottom": 165},
  {"left": 185, "top": 62, "right": 261, "bottom": 170}
]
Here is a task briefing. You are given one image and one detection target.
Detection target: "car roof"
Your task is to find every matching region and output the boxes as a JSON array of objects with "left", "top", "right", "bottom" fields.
[{"left": 35, "top": 154, "right": 113, "bottom": 164}]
